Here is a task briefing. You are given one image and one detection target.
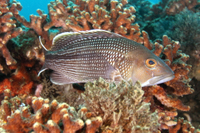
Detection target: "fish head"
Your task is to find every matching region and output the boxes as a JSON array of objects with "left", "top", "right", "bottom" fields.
[{"left": 130, "top": 48, "right": 174, "bottom": 87}]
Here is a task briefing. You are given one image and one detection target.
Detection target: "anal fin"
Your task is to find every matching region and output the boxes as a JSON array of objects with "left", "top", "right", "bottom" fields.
[{"left": 50, "top": 71, "right": 77, "bottom": 85}]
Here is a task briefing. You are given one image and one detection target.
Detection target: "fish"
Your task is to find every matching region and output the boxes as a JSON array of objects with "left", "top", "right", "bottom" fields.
[{"left": 38, "top": 29, "right": 174, "bottom": 87}]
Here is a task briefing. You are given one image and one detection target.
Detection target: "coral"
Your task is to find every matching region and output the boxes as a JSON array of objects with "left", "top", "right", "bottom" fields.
[
  {"left": 0, "top": 29, "right": 45, "bottom": 96},
  {"left": 14, "top": 30, "right": 45, "bottom": 63},
  {"left": 150, "top": 0, "right": 200, "bottom": 17},
  {"left": 168, "top": 118, "right": 200, "bottom": 133},
  {"left": 165, "top": 0, "right": 200, "bottom": 15},
  {"left": 14, "top": 9, "right": 53, "bottom": 49},
  {"left": 129, "top": 0, "right": 153, "bottom": 29},
  {"left": 168, "top": 9, "right": 200, "bottom": 49},
  {"left": 0, "top": 59, "right": 38, "bottom": 96},
  {"left": 0, "top": 0, "right": 23, "bottom": 69},
  {"left": 177, "top": 78, "right": 200, "bottom": 128},
  {"left": 0, "top": 0, "right": 196, "bottom": 132},
  {"left": 142, "top": 32, "right": 194, "bottom": 130},
  {"left": 1, "top": 89, "right": 102, "bottom": 133},
  {"left": 64, "top": 0, "right": 143, "bottom": 43},
  {"left": 38, "top": 76, "right": 84, "bottom": 108},
  {"left": 82, "top": 77, "right": 160, "bottom": 133},
  {"left": 0, "top": 1, "right": 43, "bottom": 96},
  {"left": 0, "top": 89, "right": 27, "bottom": 127},
  {"left": 167, "top": 9, "right": 200, "bottom": 80},
  {"left": 17, "top": 0, "right": 143, "bottom": 45}
]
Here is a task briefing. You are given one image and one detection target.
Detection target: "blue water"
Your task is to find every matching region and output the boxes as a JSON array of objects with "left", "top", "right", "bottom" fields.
[
  {"left": 18, "top": 0, "right": 49, "bottom": 21},
  {"left": 18, "top": 0, "right": 161, "bottom": 20}
]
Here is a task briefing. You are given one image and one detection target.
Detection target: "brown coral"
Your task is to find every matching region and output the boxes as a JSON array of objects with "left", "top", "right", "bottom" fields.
[
  {"left": 1, "top": 89, "right": 102, "bottom": 133},
  {"left": 15, "top": 0, "right": 144, "bottom": 47},
  {"left": 165, "top": 0, "right": 200, "bottom": 15},
  {"left": 82, "top": 77, "right": 160, "bottom": 133},
  {"left": 0, "top": 0, "right": 23, "bottom": 68},
  {"left": 142, "top": 32, "right": 194, "bottom": 130},
  {"left": 168, "top": 118, "right": 200, "bottom": 133}
]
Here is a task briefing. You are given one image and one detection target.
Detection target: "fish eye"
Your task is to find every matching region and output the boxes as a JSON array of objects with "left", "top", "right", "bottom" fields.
[{"left": 145, "top": 58, "right": 157, "bottom": 68}]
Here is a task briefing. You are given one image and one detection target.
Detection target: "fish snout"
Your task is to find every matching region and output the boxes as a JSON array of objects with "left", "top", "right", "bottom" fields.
[
  {"left": 141, "top": 69, "right": 174, "bottom": 87},
  {"left": 149, "top": 73, "right": 175, "bottom": 85}
]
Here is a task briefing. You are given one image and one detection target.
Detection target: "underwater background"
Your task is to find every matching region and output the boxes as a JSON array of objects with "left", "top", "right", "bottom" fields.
[
  {"left": 0, "top": 0, "right": 200, "bottom": 133},
  {"left": 19, "top": 0, "right": 161, "bottom": 20}
]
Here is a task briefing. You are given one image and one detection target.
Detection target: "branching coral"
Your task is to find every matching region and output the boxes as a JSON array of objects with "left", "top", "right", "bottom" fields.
[
  {"left": 1, "top": 89, "right": 102, "bottom": 133},
  {"left": 0, "top": 0, "right": 197, "bottom": 132},
  {"left": 167, "top": 9, "right": 200, "bottom": 80},
  {"left": 165, "top": 0, "right": 200, "bottom": 15},
  {"left": 168, "top": 118, "right": 200, "bottom": 133},
  {"left": 64, "top": 0, "right": 143, "bottom": 43},
  {"left": 82, "top": 77, "right": 160, "bottom": 133},
  {"left": 0, "top": 30, "right": 44, "bottom": 96},
  {"left": 142, "top": 32, "right": 194, "bottom": 129},
  {"left": 150, "top": 0, "right": 200, "bottom": 16},
  {"left": 0, "top": 0, "right": 23, "bottom": 69},
  {"left": 14, "top": 0, "right": 144, "bottom": 46},
  {"left": 0, "top": 1, "right": 43, "bottom": 96}
]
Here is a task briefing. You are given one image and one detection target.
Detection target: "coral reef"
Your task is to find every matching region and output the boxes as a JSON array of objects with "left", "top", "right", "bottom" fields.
[
  {"left": 128, "top": 0, "right": 153, "bottom": 30},
  {"left": 165, "top": 0, "right": 200, "bottom": 15},
  {"left": 168, "top": 118, "right": 200, "bottom": 133},
  {"left": 82, "top": 77, "right": 160, "bottom": 133},
  {"left": 166, "top": 9, "right": 200, "bottom": 80},
  {"left": 1, "top": 78, "right": 161, "bottom": 133},
  {"left": 0, "top": 0, "right": 23, "bottom": 69},
  {"left": 38, "top": 76, "right": 84, "bottom": 108},
  {"left": 142, "top": 33, "right": 194, "bottom": 129},
  {"left": 15, "top": 0, "right": 143, "bottom": 45},
  {"left": 0, "top": 1, "right": 43, "bottom": 96},
  {"left": 150, "top": 0, "right": 200, "bottom": 17},
  {"left": 0, "top": 31, "right": 42, "bottom": 96},
  {"left": 177, "top": 78, "right": 200, "bottom": 129},
  {"left": 1, "top": 89, "right": 102, "bottom": 133},
  {"left": 0, "top": 0, "right": 199, "bottom": 132}
]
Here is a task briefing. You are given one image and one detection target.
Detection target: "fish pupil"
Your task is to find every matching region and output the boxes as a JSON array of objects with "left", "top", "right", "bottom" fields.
[{"left": 149, "top": 60, "right": 155, "bottom": 65}]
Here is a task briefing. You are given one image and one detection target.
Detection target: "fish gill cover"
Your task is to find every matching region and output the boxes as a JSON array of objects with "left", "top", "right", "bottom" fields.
[{"left": 0, "top": 0, "right": 199, "bottom": 133}]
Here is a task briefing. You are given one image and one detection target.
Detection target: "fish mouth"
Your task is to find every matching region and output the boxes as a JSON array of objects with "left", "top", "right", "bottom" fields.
[
  {"left": 149, "top": 74, "right": 175, "bottom": 85},
  {"left": 141, "top": 74, "right": 174, "bottom": 87}
]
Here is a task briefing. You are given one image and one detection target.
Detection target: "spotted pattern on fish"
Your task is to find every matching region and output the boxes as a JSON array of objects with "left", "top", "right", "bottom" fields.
[
  {"left": 46, "top": 38, "right": 137, "bottom": 82},
  {"left": 39, "top": 29, "right": 174, "bottom": 86}
]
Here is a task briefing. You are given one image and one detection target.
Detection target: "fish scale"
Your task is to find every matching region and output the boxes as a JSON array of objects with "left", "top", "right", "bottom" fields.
[
  {"left": 38, "top": 29, "right": 174, "bottom": 87},
  {"left": 46, "top": 38, "right": 135, "bottom": 81}
]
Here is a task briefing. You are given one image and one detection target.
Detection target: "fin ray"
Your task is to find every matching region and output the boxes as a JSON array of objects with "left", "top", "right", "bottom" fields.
[
  {"left": 39, "top": 36, "right": 48, "bottom": 51},
  {"left": 38, "top": 64, "right": 48, "bottom": 76},
  {"left": 51, "top": 29, "right": 123, "bottom": 51},
  {"left": 50, "top": 71, "right": 78, "bottom": 85}
]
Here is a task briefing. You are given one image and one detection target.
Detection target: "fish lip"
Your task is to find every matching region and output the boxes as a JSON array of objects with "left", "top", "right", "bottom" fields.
[
  {"left": 149, "top": 74, "right": 175, "bottom": 85},
  {"left": 141, "top": 74, "right": 174, "bottom": 87}
]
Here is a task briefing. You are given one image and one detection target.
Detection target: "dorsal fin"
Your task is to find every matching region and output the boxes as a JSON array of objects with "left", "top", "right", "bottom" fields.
[
  {"left": 39, "top": 36, "right": 48, "bottom": 51},
  {"left": 50, "top": 29, "right": 123, "bottom": 51}
]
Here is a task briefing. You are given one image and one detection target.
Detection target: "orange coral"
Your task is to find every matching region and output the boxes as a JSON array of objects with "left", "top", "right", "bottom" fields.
[
  {"left": 0, "top": 60, "right": 37, "bottom": 96},
  {"left": 0, "top": 0, "right": 23, "bottom": 69},
  {"left": 15, "top": 0, "right": 143, "bottom": 47},
  {"left": 141, "top": 32, "right": 194, "bottom": 130},
  {"left": 2, "top": 89, "right": 102, "bottom": 133},
  {"left": 14, "top": 9, "right": 52, "bottom": 48},
  {"left": 168, "top": 118, "right": 200, "bottom": 133},
  {"left": 0, "top": 0, "right": 195, "bottom": 132}
]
